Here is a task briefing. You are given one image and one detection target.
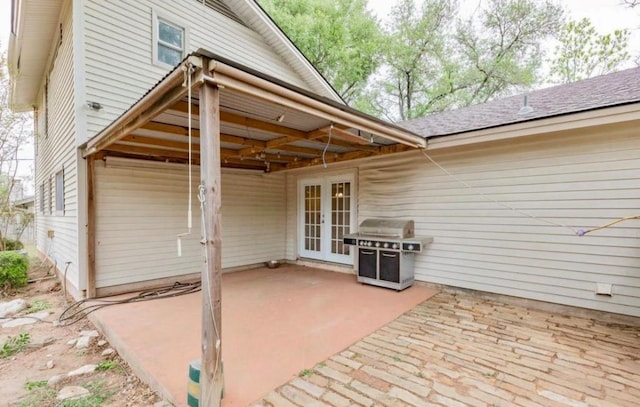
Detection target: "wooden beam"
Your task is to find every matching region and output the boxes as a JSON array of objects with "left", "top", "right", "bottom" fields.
[
  {"left": 141, "top": 122, "right": 266, "bottom": 148},
  {"left": 121, "top": 135, "right": 201, "bottom": 152},
  {"left": 104, "top": 144, "right": 191, "bottom": 160},
  {"left": 313, "top": 135, "right": 379, "bottom": 151},
  {"left": 86, "top": 155, "right": 96, "bottom": 298},
  {"left": 268, "top": 144, "right": 321, "bottom": 156},
  {"left": 220, "top": 157, "right": 287, "bottom": 172},
  {"left": 282, "top": 143, "right": 416, "bottom": 170},
  {"left": 86, "top": 79, "right": 192, "bottom": 154},
  {"left": 199, "top": 82, "right": 224, "bottom": 406},
  {"left": 170, "top": 101, "right": 308, "bottom": 139}
]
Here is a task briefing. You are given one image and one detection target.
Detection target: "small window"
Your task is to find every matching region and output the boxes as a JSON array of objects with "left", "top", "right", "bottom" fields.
[
  {"left": 55, "top": 169, "right": 64, "bottom": 214},
  {"left": 39, "top": 184, "right": 45, "bottom": 213},
  {"left": 153, "top": 11, "right": 186, "bottom": 67},
  {"left": 49, "top": 177, "right": 53, "bottom": 215}
]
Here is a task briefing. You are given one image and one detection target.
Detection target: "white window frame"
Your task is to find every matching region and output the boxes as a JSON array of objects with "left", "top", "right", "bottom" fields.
[
  {"left": 39, "top": 183, "right": 45, "bottom": 214},
  {"left": 55, "top": 168, "right": 64, "bottom": 215},
  {"left": 152, "top": 10, "right": 189, "bottom": 67}
]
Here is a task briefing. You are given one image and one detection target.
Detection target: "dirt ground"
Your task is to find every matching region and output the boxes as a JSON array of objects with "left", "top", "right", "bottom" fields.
[{"left": 0, "top": 255, "right": 164, "bottom": 407}]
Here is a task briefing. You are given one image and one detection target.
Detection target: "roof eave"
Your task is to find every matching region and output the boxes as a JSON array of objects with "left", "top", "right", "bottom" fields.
[
  {"left": 426, "top": 102, "right": 640, "bottom": 150},
  {"left": 226, "top": 0, "right": 344, "bottom": 104},
  {"left": 7, "top": 0, "right": 64, "bottom": 112}
]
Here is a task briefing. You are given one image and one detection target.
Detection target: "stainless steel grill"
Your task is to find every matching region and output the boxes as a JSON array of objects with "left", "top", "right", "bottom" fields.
[{"left": 344, "top": 218, "right": 432, "bottom": 290}]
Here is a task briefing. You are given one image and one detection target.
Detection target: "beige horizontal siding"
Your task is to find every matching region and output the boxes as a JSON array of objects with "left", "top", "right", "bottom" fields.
[
  {"left": 34, "top": 6, "right": 80, "bottom": 291},
  {"left": 94, "top": 160, "right": 286, "bottom": 288},
  {"left": 82, "top": 0, "right": 310, "bottom": 139},
  {"left": 282, "top": 123, "right": 640, "bottom": 316},
  {"left": 356, "top": 125, "right": 640, "bottom": 317}
]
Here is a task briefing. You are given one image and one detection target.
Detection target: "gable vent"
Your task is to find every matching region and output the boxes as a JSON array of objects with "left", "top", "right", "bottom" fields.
[{"left": 196, "top": 0, "right": 246, "bottom": 26}]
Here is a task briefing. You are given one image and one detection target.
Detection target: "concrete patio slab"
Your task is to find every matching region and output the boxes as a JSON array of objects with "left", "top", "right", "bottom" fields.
[
  {"left": 90, "top": 265, "right": 437, "bottom": 406},
  {"left": 258, "top": 290, "right": 640, "bottom": 407}
]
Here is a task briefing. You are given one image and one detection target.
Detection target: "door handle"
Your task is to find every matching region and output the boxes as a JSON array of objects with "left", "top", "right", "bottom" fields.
[
  {"left": 361, "top": 250, "right": 375, "bottom": 255},
  {"left": 382, "top": 253, "right": 397, "bottom": 258}
]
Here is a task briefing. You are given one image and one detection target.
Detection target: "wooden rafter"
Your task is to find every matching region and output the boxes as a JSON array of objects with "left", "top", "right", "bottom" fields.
[
  {"left": 168, "top": 101, "right": 383, "bottom": 156},
  {"left": 141, "top": 122, "right": 266, "bottom": 148},
  {"left": 282, "top": 143, "right": 415, "bottom": 171}
]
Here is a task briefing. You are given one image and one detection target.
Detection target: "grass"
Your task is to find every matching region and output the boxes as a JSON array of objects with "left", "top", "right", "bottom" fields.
[
  {"left": 58, "top": 381, "right": 116, "bottom": 407},
  {"left": 15, "top": 387, "right": 56, "bottom": 407},
  {"left": 24, "top": 380, "right": 47, "bottom": 391},
  {"left": 25, "top": 300, "right": 50, "bottom": 314},
  {"left": 298, "top": 369, "right": 313, "bottom": 377},
  {"left": 96, "top": 360, "right": 120, "bottom": 372},
  {"left": 17, "top": 380, "right": 116, "bottom": 407},
  {"left": 0, "top": 332, "right": 30, "bottom": 358}
]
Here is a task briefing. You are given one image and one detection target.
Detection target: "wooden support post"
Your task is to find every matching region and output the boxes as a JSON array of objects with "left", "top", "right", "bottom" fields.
[
  {"left": 199, "top": 81, "right": 224, "bottom": 405},
  {"left": 86, "top": 155, "right": 96, "bottom": 298}
]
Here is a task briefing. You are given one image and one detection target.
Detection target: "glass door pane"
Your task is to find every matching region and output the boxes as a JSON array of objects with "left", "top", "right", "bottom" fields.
[
  {"left": 330, "top": 181, "right": 351, "bottom": 256},
  {"left": 304, "top": 184, "right": 322, "bottom": 253}
]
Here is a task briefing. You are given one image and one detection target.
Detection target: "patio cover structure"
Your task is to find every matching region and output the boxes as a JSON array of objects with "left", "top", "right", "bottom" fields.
[{"left": 81, "top": 50, "right": 427, "bottom": 405}]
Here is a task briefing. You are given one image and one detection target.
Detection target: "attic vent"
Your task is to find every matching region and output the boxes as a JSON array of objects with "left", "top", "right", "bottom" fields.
[
  {"left": 518, "top": 94, "right": 534, "bottom": 115},
  {"left": 196, "top": 0, "right": 246, "bottom": 26}
]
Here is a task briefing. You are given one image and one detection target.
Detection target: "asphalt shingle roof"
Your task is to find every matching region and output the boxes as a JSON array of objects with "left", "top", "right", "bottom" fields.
[{"left": 399, "top": 67, "right": 640, "bottom": 138}]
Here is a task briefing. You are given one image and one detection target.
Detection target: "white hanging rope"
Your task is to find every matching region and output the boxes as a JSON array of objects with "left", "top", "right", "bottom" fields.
[
  {"left": 420, "top": 149, "right": 579, "bottom": 235},
  {"left": 176, "top": 64, "right": 195, "bottom": 256},
  {"left": 198, "top": 184, "right": 222, "bottom": 401},
  {"left": 322, "top": 123, "right": 333, "bottom": 169}
]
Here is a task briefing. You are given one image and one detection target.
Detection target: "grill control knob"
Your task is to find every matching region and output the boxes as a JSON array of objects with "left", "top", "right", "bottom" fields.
[
  {"left": 368, "top": 241, "right": 373, "bottom": 247},
  {"left": 359, "top": 241, "right": 364, "bottom": 245},
  {"left": 392, "top": 243, "right": 399, "bottom": 249},
  {"left": 383, "top": 242, "right": 389, "bottom": 248},
  {"left": 407, "top": 244, "right": 414, "bottom": 251},
  {"left": 375, "top": 242, "right": 380, "bottom": 248}
]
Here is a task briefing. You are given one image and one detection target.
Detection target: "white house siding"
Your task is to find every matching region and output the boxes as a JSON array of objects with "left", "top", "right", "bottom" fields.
[
  {"left": 81, "top": 0, "right": 311, "bottom": 141},
  {"left": 94, "top": 160, "right": 286, "bottom": 289},
  {"left": 284, "top": 125, "right": 640, "bottom": 317},
  {"left": 34, "top": 6, "right": 80, "bottom": 292}
]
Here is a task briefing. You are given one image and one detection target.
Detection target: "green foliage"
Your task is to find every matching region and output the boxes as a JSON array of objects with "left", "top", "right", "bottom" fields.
[
  {"left": 58, "top": 381, "right": 116, "bottom": 407},
  {"left": 15, "top": 387, "right": 56, "bottom": 407},
  {"left": 0, "top": 250, "right": 29, "bottom": 289},
  {"left": 24, "top": 380, "right": 47, "bottom": 391},
  {"left": 3, "top": 238, "right": 24, "bottom": 251},
  {"left": 0, "top": 49, "right": 34, "bottom": 247},
  {"left": 17, "top": 382, "right": 115, "bottom": 407},
  {"left": 549, "top": 18, "right": 631, "bottom": 83},
  {"left": 26, "top": 300, "right": 50, "bottom": 314},
  {"left": 96, "top": 360, "right": 119, "bottom": 371},
  {"left": 298, "top": 368, "right": 313, "bottom": 377},
  {"left": 258, "top": 0, "right": 383, "bottom": 103},
  {"left": 363, "top": 0, "right": 563, "bottom": 120},
  {"left": 0, "top": 332, "right": 31, "bottom": 358},
  {"left": 452, "top": 0, "right": 563, "bottom": 105}
]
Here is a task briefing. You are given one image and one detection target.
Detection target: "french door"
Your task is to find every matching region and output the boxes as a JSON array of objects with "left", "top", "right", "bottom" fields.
[{"left": 299, "top": 174, "right": 355, "bottom": 264}]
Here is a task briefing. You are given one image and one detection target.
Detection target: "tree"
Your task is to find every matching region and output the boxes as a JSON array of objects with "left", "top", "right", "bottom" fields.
[
  {"left": 0, "top": 46, "right": 33, "bottom": 251},
  {"left": 453, "top": 0, "right": 563, "bottom": 106},
  {"left": 258, "top": 0, "right": 383, "bottom": 103},
  {"left": 360, "top": 0, "right": 456, "bottom": 121},
  {"left": 364, "top": 0, "right": 563, "bottom": 121},
  {"left": 549, "top": 18, "right": 631, "bottom": 83}
]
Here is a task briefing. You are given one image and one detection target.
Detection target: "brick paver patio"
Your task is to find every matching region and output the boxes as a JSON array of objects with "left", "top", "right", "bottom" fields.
[{"left": 255, "top": 291, "right": 640, "bottom": 407}]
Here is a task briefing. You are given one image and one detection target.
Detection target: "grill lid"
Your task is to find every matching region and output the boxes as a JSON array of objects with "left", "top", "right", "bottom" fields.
[{"left": 358, "top": 218, "right": 414, "bottom": 238}]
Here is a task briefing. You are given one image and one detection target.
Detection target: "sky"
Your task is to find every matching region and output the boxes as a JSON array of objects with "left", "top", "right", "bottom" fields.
[{"left": 0, "top": 0, "right": 638, "bottom": 191}]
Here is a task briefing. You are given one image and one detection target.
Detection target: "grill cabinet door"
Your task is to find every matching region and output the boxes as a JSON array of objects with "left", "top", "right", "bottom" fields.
[
  {"left": 358, "top": 249, "right": 377, "bottom": 279},
  {"left": 379, "top": 251, "right": 400, "bottom": 283}
]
